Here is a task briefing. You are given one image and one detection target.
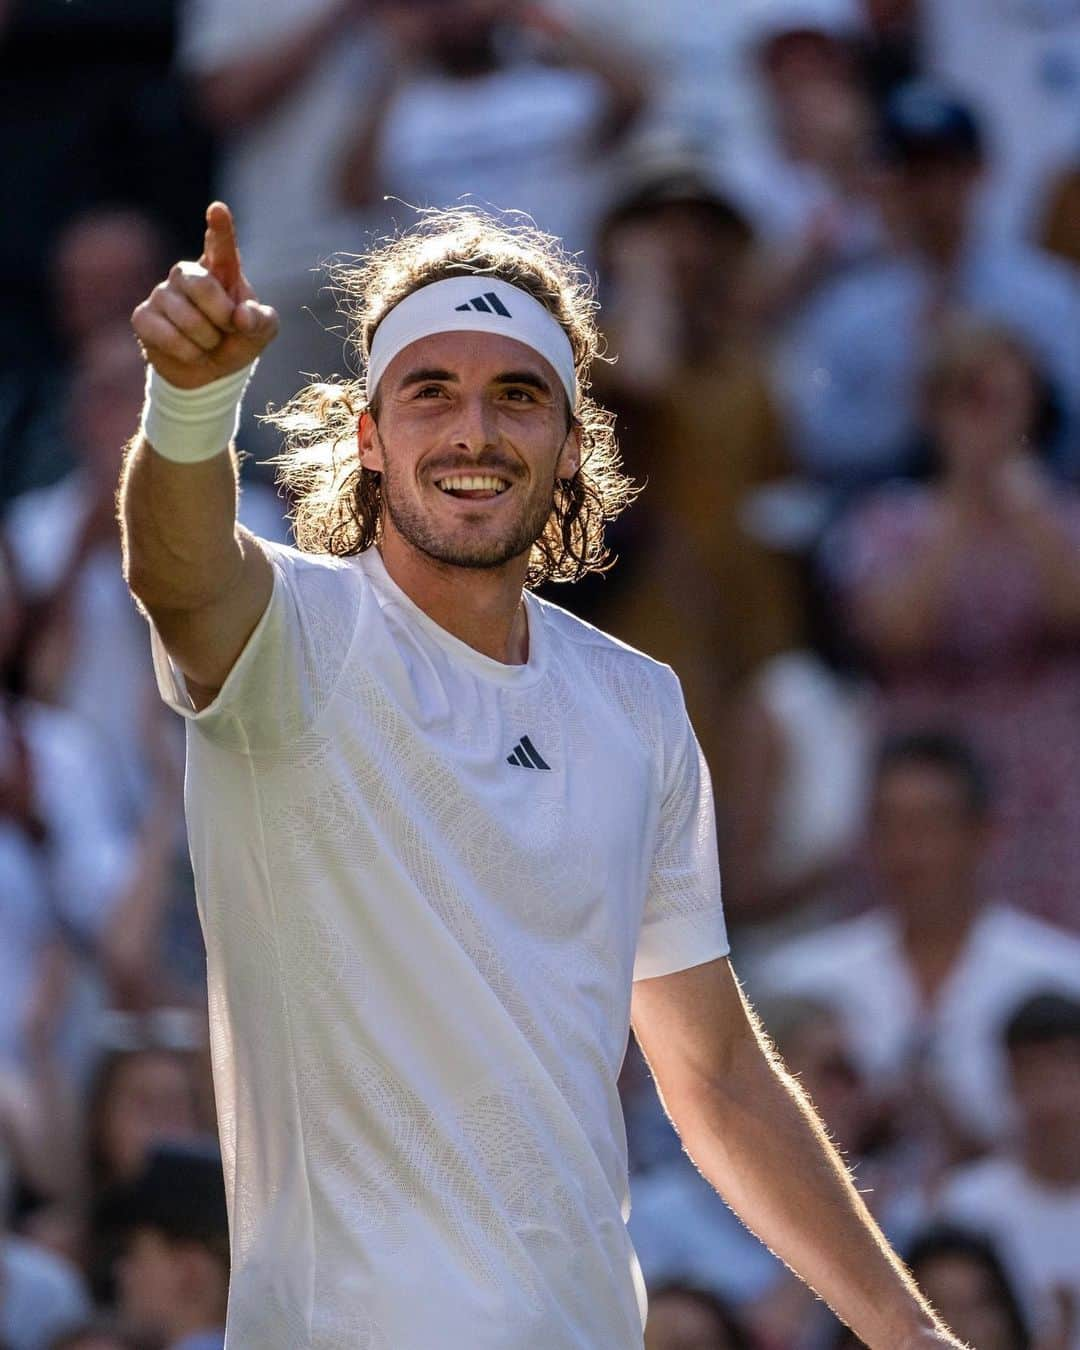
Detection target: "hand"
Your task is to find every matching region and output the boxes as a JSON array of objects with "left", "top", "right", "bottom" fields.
[{"left": 131, "top": 201, "right": 279, "bottom": 390}]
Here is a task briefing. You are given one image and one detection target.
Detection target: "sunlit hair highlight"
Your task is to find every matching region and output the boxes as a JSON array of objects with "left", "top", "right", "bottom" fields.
[{"left": 267, "top": 208, "right": 636, "bottom": 587}]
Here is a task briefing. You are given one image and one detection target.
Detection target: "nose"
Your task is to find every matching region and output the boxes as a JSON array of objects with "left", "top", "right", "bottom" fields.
[{"left": 450, "top": 392, "right": 498, "bottom": 456}]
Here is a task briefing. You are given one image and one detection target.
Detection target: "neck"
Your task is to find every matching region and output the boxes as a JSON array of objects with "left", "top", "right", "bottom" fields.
[{"left": 377, "top": 533, "right": 531, "bottom": 665}]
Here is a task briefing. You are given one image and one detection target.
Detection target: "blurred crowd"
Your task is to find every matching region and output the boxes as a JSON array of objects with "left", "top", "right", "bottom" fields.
[{"left": 2, "top": 0, "right": 1080, "bottom": 1346}]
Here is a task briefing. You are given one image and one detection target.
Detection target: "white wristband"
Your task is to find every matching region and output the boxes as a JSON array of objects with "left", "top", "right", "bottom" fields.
[{"left": 141, "top": 362, "right": 257, "bottom": 463}]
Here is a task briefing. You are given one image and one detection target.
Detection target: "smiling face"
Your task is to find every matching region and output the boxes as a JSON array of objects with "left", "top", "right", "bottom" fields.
[{"left": 359, "top": 331, "right": 579, "bottom": 576}]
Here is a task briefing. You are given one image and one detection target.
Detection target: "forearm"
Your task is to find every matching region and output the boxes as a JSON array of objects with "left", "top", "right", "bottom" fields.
[
  {"left": 120, "top": 433, "right": 243, "bottom": 613},
  {"left": 673, "top": 1033, "right": 959, "bottom": 1347}
]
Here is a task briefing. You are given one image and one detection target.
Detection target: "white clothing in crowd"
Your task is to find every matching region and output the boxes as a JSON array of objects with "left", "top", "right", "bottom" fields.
[{"left": 756, "top": 904, "right": 1080, "bottom": 1145}]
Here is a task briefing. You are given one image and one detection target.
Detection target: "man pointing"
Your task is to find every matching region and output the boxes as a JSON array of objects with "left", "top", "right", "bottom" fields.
[{"left": 122, "top": 201, "right": 965, "bottom": 1348}]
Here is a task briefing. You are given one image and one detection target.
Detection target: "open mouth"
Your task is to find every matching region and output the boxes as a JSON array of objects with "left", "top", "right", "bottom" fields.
[{"left": 433, "top": 474, "right": 512, "bottom": 500}]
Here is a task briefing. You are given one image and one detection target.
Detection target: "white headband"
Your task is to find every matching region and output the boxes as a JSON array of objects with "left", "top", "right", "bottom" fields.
[{"left": 366, "top": 277, "right": 577, "bottom": 408}]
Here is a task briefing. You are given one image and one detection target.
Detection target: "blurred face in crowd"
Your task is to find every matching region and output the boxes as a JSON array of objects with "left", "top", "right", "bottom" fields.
[
  {"left": 761, "top": 31, "right": 871, "bottom": 170},
  {"left": 53, "top": 210, "right": 164, "bottom": 353},
  {"left": 912, "top": 1253, "right": 1023, "bottom": 1350},
  {"left": 644, "top": 1290, "right": 743, "bottom": 1350},
  {"left": 880, "top": 151, "right": 982, "bottom": 261},
  {"left": 930, "top": 341, "right": 1041, "bottom": 472},
  {"left": 69, "top": 326, "right": 148, "bottom": 495},
  {"left": 117, "top": 1227, "right": 227, "bottom": 1341},
  {"left": 98, "top": 1051, "right": 200, "bottom": 1185},
  {"left": 870, "top": 762, "right": 986, "bottom": 920},
  {"left": 1007, "top": 1035, "right": 1080, "bottom": 1145}
]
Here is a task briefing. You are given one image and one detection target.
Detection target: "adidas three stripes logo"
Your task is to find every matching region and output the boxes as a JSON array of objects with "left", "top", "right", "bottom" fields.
[
  {"left": 455, "top": 293, "right": 513, "bottom": 317},
  {"left": 507, "top": 736, "right": 551, "bottom": 770}
]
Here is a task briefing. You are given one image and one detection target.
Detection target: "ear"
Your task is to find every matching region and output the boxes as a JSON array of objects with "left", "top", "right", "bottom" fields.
[
  {"left": 557, "top": 421, "right": 582, "bottom": 481},
  {"left": 358, "top": 410, "right": 384, "bottom": 473}
]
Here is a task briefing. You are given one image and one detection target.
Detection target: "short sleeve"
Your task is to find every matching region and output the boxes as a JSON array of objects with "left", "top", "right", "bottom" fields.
[
  {"left": 148, "top": 543, "right": 360, "bottom": 754},
  {"left": 633, "top": 677, "right": 729, "bottom": 981}
]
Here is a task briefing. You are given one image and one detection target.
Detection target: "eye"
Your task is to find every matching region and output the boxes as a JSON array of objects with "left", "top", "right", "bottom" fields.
[
  {"left": 414, "top": 384, "right": 448, "bottom": 399},
  {"left": 503, "top": 387, "right": 537, "bottom": 403}
]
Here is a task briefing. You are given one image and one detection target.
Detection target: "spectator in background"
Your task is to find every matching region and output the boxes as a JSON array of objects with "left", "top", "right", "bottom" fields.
[
  {"left": 86, "top": 1028, "right": 206, "bottom": 1197},
  {"left": 7, "top": 208, "right": 171, "bottom": 505},
  {"left": 593, "top": 155, "right": 804, "bottom": 782},
  {"left": 923, "top": 0, "right": 1080, "bottom": 247},
  {"left": 777, "top": 83, "right": 1080, "bottom": 492},
  {"left": 4, "top": 323, "right": 287, "bottom": 820},
  {"left": 718, "top": 648, "right": 871, "bottom": 943},
  {"left": 96, "top": 1142, "right": 228, "bottom": 1350},
  {"left": 52, "top": 210, "right": 169, "bottom": 364},
  {"left": 834, "top": 1227, "right": 1034, "bottom": 1350},
  {"left": 735, "top": 0, "right": 887, "bottom": 322},
  {"left": 936, "top": 993, "right": 1080, "bottom": 1350},
  {"left": 755, "top": 733, "right": 1080, "bottom": 1156},
  {"left": 833, "top": 321, "right": 1080, "bottom": 927},
  {"left": 0, "top": 541, "right": 136, "bottom": 1085},
  {"left": 644, "top": 1284, "right": 752, "bottom": 1350},
  {"left": 338, "top": 0, "right": 646, "bottom": 262}
]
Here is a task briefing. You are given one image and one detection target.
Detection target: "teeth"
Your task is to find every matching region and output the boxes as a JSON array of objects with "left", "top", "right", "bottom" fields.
[{"left": 436, "top": 475, "right": 509, "bottom": 492}]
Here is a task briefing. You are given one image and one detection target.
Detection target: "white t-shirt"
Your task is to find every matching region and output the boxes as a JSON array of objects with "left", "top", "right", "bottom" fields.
[
  {"left": 937, "top": 1155, "right": 1080, "bottom": 1349},
  {"left": 754, "top": 904, "right": 1080, "bottom": 1144},
  {"left": 150, "top": 543, "right": 728, "bottom": 1350}
]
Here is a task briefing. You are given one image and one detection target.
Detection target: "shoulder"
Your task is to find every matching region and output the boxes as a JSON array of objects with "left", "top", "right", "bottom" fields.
[
  {"left": 537, "top": 596, "right": 683, "bottom": 702},
  {"left": 978, "top": 904, "right": 1080, "bottom": 969}
]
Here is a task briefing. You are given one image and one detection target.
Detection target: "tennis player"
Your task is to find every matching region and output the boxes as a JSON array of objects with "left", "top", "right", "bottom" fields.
[{"left": 123, "top": 201, "right": 965, "bottom": 1349}]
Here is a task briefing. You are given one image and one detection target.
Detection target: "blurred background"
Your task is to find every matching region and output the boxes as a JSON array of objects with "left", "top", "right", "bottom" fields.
[{"left": 2, "top": 0, "right": 1080, "bottom": 1346}]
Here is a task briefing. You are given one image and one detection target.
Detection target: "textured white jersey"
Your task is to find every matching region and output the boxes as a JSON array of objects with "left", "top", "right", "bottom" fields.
[{"left": 151, "top": 542, "right": 728, "bottom": 1350}]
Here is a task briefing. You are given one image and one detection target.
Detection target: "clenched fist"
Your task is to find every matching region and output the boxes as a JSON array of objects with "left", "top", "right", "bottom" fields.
[{"left": 131, "top": 201, "right": 279, "bottom": 390}]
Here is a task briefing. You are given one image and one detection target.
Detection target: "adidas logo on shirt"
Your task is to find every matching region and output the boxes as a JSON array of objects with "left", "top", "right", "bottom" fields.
[
  {"left": 455, "top": 293, "right": 513, "bottom": 317},
  {"left": 506, "top": 736, "right": 551, "bottom": 770}
]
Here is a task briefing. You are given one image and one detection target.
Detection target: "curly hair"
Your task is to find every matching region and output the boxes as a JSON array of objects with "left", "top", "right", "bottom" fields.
[{"left": 267, "top": 209, "right": 637, "bottom": 587}]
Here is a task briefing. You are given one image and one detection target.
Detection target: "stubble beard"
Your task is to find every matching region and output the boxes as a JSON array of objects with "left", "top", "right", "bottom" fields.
[{"left": 380, "top": 460, "right": 557, "bottom": 571}]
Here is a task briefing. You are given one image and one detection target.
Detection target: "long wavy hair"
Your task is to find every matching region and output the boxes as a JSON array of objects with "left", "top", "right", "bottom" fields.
[{"left": 267, "top": 209, "right": 637, "bottom": 587}]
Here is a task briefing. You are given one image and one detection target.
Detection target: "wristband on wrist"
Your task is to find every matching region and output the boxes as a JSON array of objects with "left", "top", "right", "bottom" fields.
[{"left": 140, "top": 362, "right": 257, "bottom": 464}]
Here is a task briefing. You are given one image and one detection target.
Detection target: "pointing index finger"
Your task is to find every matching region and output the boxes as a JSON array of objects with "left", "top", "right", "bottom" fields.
[{"left": 200, "top": 201, "right": 242, "bottom": 298}]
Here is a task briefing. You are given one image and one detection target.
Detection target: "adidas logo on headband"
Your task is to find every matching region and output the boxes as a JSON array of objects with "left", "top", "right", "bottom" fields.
[{"left": 455, "top": 293, "right": 512, "bottom": 317}]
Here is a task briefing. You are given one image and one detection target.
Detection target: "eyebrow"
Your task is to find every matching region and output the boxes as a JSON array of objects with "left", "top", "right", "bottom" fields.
[{"left": 396, "top": 367, "right": 554, "bottom": 396}]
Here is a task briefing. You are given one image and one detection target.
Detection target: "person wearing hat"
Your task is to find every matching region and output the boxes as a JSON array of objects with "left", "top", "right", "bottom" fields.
[
  {"left": 97, "top": 1142, "right": 227, "bottom": 1350},
  {"left": 779, "top": 79, "right": 1080, "bottom": 492}
]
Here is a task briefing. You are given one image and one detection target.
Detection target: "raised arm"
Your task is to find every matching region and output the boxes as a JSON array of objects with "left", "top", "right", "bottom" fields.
[
  {"left": 122, "top": 202, "right": 278, "bottom": 708},
  {"left": 631, "top": 957, "right": 968, "bottom": 1350}
]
